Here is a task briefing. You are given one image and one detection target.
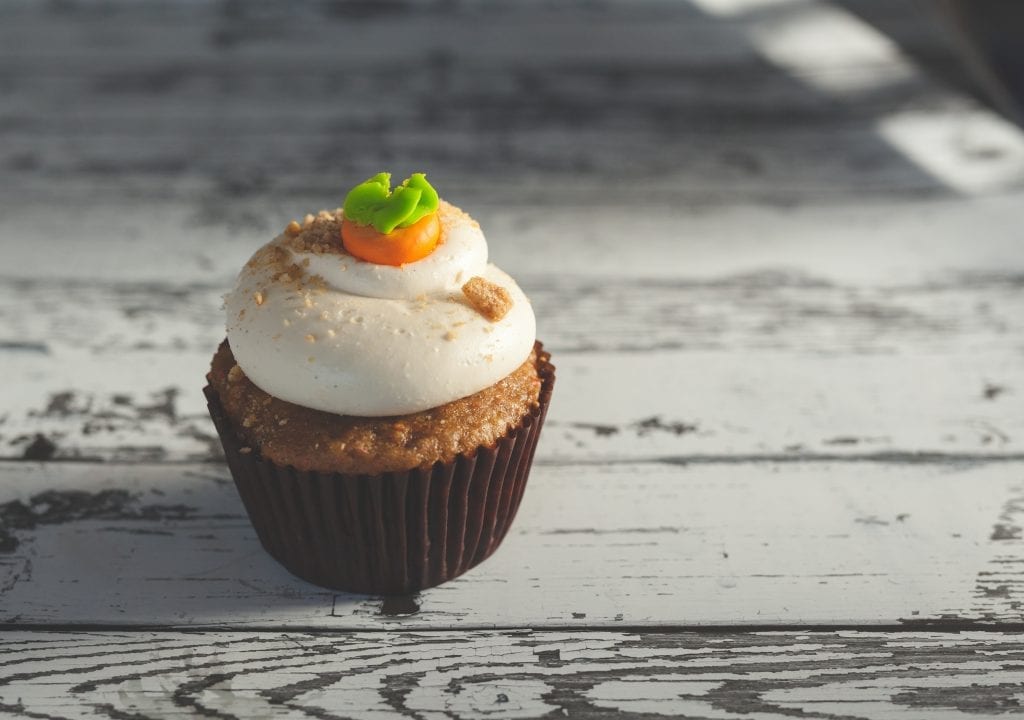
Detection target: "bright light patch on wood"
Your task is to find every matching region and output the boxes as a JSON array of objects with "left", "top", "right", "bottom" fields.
[
  {"left": 689, "top": 0, "right": 916, "bottom": 94},
  {"left": 687, "top": 0, "right": 800, "bottom": 16},
  {"left": 748, "top": 6, "right": 915, "bottom": 94},
  {"left": 690, "top": 0, "right": 1024, "bottom": 194},
  {"left": 878, "top": 108, "right": 1024, "bottom": 194}
]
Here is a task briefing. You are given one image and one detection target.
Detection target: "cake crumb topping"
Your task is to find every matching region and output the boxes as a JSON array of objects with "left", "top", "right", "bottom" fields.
[
  {"left": 281, "top": 210, "right": 345, "bottom": 256},
  {"left": 462, "top": 276, "right": 513, "bottom": 321}
]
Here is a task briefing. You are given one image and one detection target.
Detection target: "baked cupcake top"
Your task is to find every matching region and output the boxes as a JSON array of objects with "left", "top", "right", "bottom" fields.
[{"left": 225, "top": 173, "right": 536, "bottom": 417}]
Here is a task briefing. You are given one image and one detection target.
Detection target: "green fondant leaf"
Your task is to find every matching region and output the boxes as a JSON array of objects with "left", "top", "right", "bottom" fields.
[
  {"left": 397, "top": 173, "right": 439, "bottom": 228},
  {"left": 342, "top": 172, "right": 439, "bottom": 234}
]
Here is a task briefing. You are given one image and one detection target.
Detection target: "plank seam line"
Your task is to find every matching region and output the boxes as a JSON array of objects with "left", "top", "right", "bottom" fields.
[
  {"left": 4, "top": 452, "right": 1024, "bottom": 469},
  {"left": 4, "top": 622, "right": 1024, "bottom": 635}
]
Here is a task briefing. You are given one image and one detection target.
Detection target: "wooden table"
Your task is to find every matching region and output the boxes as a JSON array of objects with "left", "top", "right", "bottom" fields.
[{"left": 3, "top": 1, "right": 1024, "bottom": 717}]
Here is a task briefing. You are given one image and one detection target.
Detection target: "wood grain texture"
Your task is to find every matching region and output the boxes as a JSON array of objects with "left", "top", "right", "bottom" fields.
[
  {"left": 1, "top": 460, "right": 1022, "bottom": 629},
  {"left": 2, "top": 0, "right": 1024, "bottom": 210},
  {"left": 7, "top": 194, "right": 1024, "bottom": 286},
  {"left": 4, "top": 1, "right": 1024, "bottom": 714},
  {"left": 3, "top": 630, "right": 1024, "bottom": 719},
  {"left": 2, "top": 5, "right": 1024, "bottom": 719},
  {"left": 3, "top": 267, "right": 1022, "bottom": 463}
]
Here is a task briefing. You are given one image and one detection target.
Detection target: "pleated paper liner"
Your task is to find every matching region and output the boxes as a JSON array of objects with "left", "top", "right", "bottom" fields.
[{"left": 204, "top": 343, "right": 554, "bottom": 595}]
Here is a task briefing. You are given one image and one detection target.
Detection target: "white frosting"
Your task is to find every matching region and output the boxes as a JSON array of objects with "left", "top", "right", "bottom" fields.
[
  {"left": 225, "top": 207, "right": 536, "bottom": 417},
  {"left": 303, "top": 220, "right": 488, "bottom": 300}
]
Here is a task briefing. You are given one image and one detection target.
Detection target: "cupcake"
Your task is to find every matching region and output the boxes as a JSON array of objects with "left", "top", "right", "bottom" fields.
[{"left": 205, "top": 173, "right": 554, "bottom": 594}]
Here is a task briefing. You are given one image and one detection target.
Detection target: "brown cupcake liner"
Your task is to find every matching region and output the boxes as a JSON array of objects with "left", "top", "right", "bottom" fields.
[{"left": 204, "top": 342, "right": 555, "bottom": 595}]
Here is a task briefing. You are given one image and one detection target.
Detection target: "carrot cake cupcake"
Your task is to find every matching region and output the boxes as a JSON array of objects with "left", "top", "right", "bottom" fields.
[{"left": 205, "top": 173, "right": 554, "bottom": 594}]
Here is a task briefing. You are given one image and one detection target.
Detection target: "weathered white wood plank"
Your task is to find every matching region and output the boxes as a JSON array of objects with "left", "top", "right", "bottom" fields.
[
  {"left": 4, "top": 266, "right": 1022, "bottom": 462},
  {"left": 2, "top": 630, "right": 1024, "bottom": 719},
  {"left": 2, "top": 0, "right": 1023, "bottom": 207},
  {"left": 4, "top": 346, "right": 1023, "bottom": 464},
  {"left": 7, "top": 194, "right": 1024, "bottom": 284},
  {"left": 1, "top": 460, "right": 1021, "bottom": 628},
  {"left": 6, "top": 269, "right": 1024, "bottom": 357}
]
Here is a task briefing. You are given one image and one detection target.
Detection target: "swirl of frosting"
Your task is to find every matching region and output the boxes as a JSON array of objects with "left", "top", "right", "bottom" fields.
[{"left": 224, "top": 202, "right": 537, "bottom": 417}]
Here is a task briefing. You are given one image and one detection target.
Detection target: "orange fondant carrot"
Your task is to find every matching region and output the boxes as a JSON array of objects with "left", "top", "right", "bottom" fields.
[{"left": 342, "top": 212, "right": 441, "bottom": 266}]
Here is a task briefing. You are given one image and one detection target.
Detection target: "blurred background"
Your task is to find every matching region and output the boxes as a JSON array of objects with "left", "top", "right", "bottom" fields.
[
  {"left": 3, "top": 0, "right": 1023, "bottom": 265},
  {"left": 3, "top": 0, "right": 1024, "bottom": 461}
]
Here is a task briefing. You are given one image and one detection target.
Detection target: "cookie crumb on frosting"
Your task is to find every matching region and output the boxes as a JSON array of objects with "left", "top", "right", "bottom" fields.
[{"left": 462, "top": 276, "right": 513, "bottom": 322}]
